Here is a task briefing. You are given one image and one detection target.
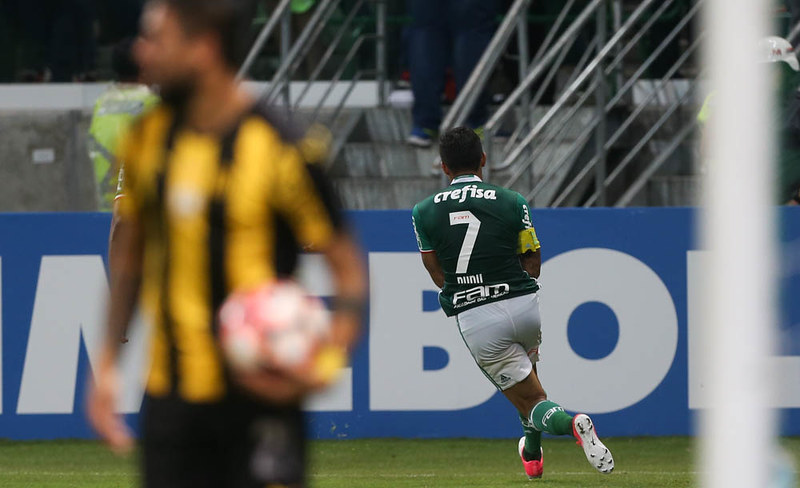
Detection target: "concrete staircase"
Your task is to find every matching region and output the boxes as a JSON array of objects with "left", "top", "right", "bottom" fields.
[
  {"left": 324, "top": 107, "right": 441, "bottom": 209},
  {"left": 324, "top": 105, "right": 600, "bottom": 209}
]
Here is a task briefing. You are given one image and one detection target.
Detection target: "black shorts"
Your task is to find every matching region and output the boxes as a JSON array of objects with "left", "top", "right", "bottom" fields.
[{"left": 141, "top": 391, "right": 306, "bottom": 488}]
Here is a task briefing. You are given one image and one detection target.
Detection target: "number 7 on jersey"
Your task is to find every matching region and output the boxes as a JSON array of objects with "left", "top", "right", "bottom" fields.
[{"left": 449, "top": 211, "right": 481, "bottom": 274}]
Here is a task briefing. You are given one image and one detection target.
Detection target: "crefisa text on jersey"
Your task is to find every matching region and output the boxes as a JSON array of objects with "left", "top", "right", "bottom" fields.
[{"left": 434, "top": 185, "right": 497, "bottom": 204}]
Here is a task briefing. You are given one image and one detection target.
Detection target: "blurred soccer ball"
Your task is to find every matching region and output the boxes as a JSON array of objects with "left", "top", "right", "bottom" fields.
[{"left": 219, "top": 281, "right": 330, "bottom": 372}]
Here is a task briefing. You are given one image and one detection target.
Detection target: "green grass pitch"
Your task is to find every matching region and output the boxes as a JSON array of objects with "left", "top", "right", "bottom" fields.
[{"left": 0, "top": 437, "right": 797, "bottom": 487}]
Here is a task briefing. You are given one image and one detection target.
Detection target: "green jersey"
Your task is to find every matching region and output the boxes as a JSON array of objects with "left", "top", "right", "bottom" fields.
[{"left": 412, "top": 175, "right": 541, "bottom": 316}]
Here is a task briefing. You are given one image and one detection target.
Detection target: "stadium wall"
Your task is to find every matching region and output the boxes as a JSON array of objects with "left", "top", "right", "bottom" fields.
[{"left": 0, "top": 208, "right": 799, "bottom": 440}]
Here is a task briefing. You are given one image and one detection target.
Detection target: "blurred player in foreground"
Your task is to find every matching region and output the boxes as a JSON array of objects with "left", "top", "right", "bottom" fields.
[
  {"left": 412, "top": 127, "right": 614, "bottom": 479},
  {"left": 89, "top": 38, "right": 160, "bottom": 344},
  {"left": 87, "top": 0, "right": 367, "bottom": 486}
]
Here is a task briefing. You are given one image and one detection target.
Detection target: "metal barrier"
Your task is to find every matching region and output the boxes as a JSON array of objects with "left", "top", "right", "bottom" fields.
[
  {"left": 239, "top": 0, "right": 388, "bottom": 125},
  {"left": 444, "top": 0, "right": 703, "bottom": 207}
]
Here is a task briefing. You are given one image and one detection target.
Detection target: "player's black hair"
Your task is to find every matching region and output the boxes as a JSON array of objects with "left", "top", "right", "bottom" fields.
[
  {"left": 161, "top": 0, "right": 256, "bottom": 70},
  {"left": 439, "top": 127, "right": 483, "bottom": 173},
  {"left": 112, "top": 38, "right": 139, "bottom": 82}
]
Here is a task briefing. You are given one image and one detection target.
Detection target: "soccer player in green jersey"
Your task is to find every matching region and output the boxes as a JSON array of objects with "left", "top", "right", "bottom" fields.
[{"left": 412, "top": 127, "right": 614, "bottom": 479}]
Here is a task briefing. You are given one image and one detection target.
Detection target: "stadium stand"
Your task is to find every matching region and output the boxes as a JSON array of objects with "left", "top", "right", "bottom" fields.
[{"left": 3, "top": 0, "right": 799, "bottom": 211}]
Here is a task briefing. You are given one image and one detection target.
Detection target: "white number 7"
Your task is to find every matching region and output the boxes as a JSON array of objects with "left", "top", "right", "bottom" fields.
[{"left": 449, "top": 211, "right": 481, "bottom": 274}]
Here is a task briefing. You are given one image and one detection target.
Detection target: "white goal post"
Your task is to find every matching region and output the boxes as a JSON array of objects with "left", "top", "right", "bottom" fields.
[{"left": 701, "top": 0, "right": 778, "bottom": 487}]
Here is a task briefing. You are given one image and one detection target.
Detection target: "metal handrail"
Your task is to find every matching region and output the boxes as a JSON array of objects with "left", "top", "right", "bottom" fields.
[
  {"left": 517, "top": 79, "right": 601, "bottom": 196},
  {"left": 599, "top": 34, "right": 703, "bottom": 168},
  {"left": 242, "top": 0, "right": 386, "bottom": 121},
  {"left": 485, "top": 0, "right": 606, "bottom": 136},
  {"left": 529, "top": 117, "right": 598, "bottom": 204},
  {"left": 511, "top": 17, "right": 595, "bottom": 154},
  {"left": 439, "top": 0, "right": 533, "bottom": 133},
  {"left": 238, "top": 0, "right": 292, "bottom": 80},
  {"left": 263, "top": 0, "right": 339, "bottom": 103},
  {"left": 309, "top": 34, "right": 377, "bottom": 122},
  {"left": 583, "top": 81, "right": 697, "bottom": 206},
  {"left": 558, "top": 5, "right": 703, "bottom": 207},
  {"left": 614, "top": 119, "right": 698, "bottom": 207},
  {"left": 531, "top": 0, "right": 578, "bottom": 67},
  {"left": 789, "top": 18, "right": 800, "bottom": 45},
  {"left": 485, "top": 0, "right": 704, "bottom": 209},
  {"left": 291, "top": 0, "right": 367, "bottom": 110},
  {"left": 531, "top": 37, "right": 602, "bottom": 178},
  {"left": 497, "top": 23, "right": 586, "bottom": 158},
  {"left": 294, "top": 0, "right": 364, "bottom": 110},
  {"left": 605, "top": 0, "right": 700, "bottom": 106},
  {"left": 493, "top": 0, "right": 660, "bottom": 173}
]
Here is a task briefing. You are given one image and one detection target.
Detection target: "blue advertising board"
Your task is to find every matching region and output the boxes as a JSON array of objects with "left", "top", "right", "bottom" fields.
[{"left": 0, "top": 208, "right": 799, "bottom": 440}]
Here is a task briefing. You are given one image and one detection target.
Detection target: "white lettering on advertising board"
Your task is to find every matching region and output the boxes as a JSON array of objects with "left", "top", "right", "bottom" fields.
[
  {"left": 368, "top": 253, "right": 496, "bottom": 411},
  {"left": 13, "top": 250, "right": 799, "bottom": 418},
  {"left": 687, "top": 250, "right": 800, "bottom": 408},
  {"left": 537, "top": 248, "right": 679, "bottom": 413}
]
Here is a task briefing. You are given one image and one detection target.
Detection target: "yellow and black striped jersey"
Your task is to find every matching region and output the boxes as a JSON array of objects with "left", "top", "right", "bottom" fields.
[{"left": 117, "top": 103, "right": 343, "bottom": 403}]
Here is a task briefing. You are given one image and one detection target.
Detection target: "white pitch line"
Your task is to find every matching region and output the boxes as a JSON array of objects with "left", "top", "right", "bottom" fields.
[
  {"left": 311, "top": 470, "right": 703, "bottom": 478},
  {"left": 0, "top": 471, "right": 129, "bottom": 477}
]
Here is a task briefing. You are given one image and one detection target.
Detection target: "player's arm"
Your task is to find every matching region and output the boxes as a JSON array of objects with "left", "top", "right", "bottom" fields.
[
  {"left": 412, "top": 206, "right": 444, "bottom": 288},
  {"left": 519, "top": 250, "right": 541, "bottom": 279},
  {"left": 516, "top": 194, "right": 542, "bottom": 279},
  {"left": 109, "top": 166, "right": 130, "bottom": 343},
  {"left": 321, "top": 232, "right": 367, "bottom": 353},
  {"left": 88, "top": 210, "right": 143, "bottom": 455},
  {"left": 421, "top": 252, "right": 445, "bottom": 289},
  {"left": 105, "top": 215, "right": 144, "bottom": 353},
  {"left": 88, "top": 134, "right": 143, "bottom": 454}
]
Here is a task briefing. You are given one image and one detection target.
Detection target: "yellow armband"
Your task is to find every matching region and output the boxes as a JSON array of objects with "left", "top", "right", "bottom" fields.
[{"left": 518, "top": 228, "right": 541, "bottom": 254}]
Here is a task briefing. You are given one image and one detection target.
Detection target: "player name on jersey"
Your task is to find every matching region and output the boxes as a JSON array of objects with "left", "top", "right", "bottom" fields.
[{"left": 456, "top": 273, "right": 484, "bottom": 284}]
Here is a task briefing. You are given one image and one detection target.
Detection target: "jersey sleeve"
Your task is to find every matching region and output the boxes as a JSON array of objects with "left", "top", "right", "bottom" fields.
[
  {"left": 515, "top": 193, "right": 541, "bottom": 254},
  {"left": 114, "top": 164, "right": 126, "bottom": 201},
  {"left": 272, "top": 134, "right": 344, "bottom": 250},
  {"left": 411, "top": 204, "right": 434, "bottom": 253}
]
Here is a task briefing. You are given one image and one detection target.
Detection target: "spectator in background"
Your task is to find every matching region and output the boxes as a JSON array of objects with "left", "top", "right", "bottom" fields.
[
  {"left": 107, "top": 0, "right": 144, "bottom": 40},
  {"left": 10, "top": 0, "right": 97, "bottom": 81},
  {"left": 761, "top": 36, "right": 800, "bottom": 204},
  {"left": 698, "top": 36, "right": 800, "bottom": 204},
  {"left": 50, "top": 0, "right": 96, "bottom": 81},
  {"left": 406, "top": 0, "right": 498, "bottom": 148},
  {"left": 788, "top": 0, "right": 800, "bottom": 44},
  {"left": 88, "top": 38, "right": 159, "bottom": 212},
  {"left": 9, "top": 0, "right": 51, "bottom": 81}
]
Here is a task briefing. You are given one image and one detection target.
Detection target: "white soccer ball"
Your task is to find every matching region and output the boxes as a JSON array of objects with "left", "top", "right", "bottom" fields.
[{"left": 218, "top": 281, "right": 331, "bottom": 372}]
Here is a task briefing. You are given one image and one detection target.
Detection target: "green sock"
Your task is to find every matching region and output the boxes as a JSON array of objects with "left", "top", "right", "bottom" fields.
[
  {"left": 518, "top": 413, "right": 542, "bottom": 461},
  {"left": 529, "top": 400, "right": 573, "bottom": 436}
]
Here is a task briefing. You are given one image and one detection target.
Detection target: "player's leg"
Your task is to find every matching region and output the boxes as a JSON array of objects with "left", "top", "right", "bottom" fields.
[
  {"left": 502, "top": 365, "right": 545, "bottom": 461},
  {"left": 448, "top": 0, "right": 497, "bottom": 128},
  {"left": 456, "top": 302, "right": 545, "bottom": 478},
  {"left": 407, "top": 0, "right": 447, "bottom": 141},
  {"left": 508, "top": 293, "right": 614, "bottom": 474},
  {"left": 503, "top": 294, "right": 573, "bottom": 436},
  {"left": 223, "top": 390, "right": 307, "bottom": 488},
  {"left": 458, "top": 297, "right": 612, "bottom": 475},
  {"left": 140, "top": 395, "right": 225, "bottom": 488}
]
